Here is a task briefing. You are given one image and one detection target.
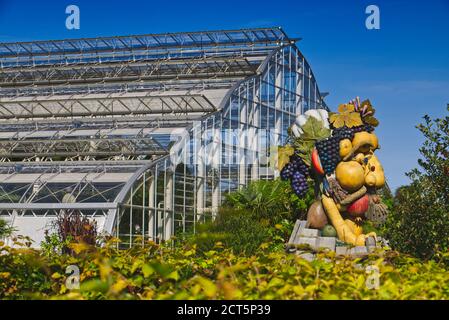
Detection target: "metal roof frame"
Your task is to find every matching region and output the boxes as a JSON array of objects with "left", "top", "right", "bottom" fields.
[
  {"left": 0, "top": 55, "right": 263, "bottom": 87},
  {"left": 0, "top": 93, "right": 217, "bottom": 119},
  {"left": 0, "top": 28, "right": 293, "bottom": 59},
  {"left": 0, "top": 161, "right": 152, "bottom": 210}
]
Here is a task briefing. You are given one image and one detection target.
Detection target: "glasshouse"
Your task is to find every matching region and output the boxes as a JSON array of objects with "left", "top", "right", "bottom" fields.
[{"left": 0, "top": 27, "right": 328, "bottom": 247}]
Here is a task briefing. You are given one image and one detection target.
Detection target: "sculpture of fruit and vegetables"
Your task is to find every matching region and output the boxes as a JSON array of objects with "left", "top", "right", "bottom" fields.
[
  {"left": 307, "top": 200, "right": 328, "bottom": 229},
  {"left": 322, "top": 224, "right": 337, "bottom": 237},
  {"left": 346, "top": 194, "right": 369, "bottom": 217},
  {"left": 281, "top": 97, "right": 389, "bottom": 246}
]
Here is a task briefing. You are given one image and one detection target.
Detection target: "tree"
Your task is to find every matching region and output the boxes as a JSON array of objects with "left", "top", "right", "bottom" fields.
[{"left": 385, "top": 106, "right": 449, "bottom": 259}]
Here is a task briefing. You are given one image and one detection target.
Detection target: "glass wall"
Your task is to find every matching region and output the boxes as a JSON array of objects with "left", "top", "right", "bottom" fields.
[{"left": 115, "top": 44, "right": 328, "bottom": 246}]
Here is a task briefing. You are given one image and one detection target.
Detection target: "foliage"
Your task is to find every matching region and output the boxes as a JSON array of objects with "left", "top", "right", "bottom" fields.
[
  {"left": 358, "top": 99, "right": 379, "bottom": 127},
  {"left": 329, "top": 104, "right": 363, "bottom": 128},
  {"left": 42, "top": 211, "right": 98, "bottom": 255},
  {"left": 41, "top": 232, "right": 73, "bottom": 257},
  {"left": 3, "top": 238, "right": 449, "bottom": 300},
  {"left": 277, "top": 144, "right": 295, "bottom": 171},
  {"left": 186, "top": 208, "right": 291, "bottom": 255},
  {"left": 384, "top": 107, "right": 449, "bottom": 259},
  {"left": 184, "top": 179, "right": 313, "bottom": 255},
  {"left": 0, "top": 217, "right": 15, "bottom": 239},
  {"left": 223, "top": 179, "right": 314, "bottom": 223},
  {"left": 291, "top": 116, "right": 331, "bottom": 166}
]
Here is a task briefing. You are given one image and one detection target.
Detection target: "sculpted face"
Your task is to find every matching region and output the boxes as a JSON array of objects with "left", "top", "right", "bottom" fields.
[
  {"left": 324, "top": 131, "right": 385, "bottom": 246},
  {"left": 337, "top": 132, "right": 385, "bottom": 191}
]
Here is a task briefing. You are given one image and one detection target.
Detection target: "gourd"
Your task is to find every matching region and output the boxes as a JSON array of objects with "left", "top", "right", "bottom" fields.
[
  {"left": 335, "top": 161, "right": 365, "bottom": 192},
  {"left": 339, "top": 139, "right": 352, "bottom": 158},
  {"left": 364, "top": 154, "right": 385, "bottom": 188},
  {"left": 307, "top": 200, "right": 328, "bottom": 229}
]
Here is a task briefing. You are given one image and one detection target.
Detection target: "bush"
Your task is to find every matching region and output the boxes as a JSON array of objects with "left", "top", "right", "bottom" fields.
[
  {"left": 186, "top": 179, "right": 310, "bottom": 255},
  {"left": 41, "top": 211, "right": 98, "bottom": 255},
  {"left": 223, "top": 179, "right": 314, "bottom": 223},
  {"left": 0, "top": 218, "right": 14, "bottom": 239},
  {"left": 188, "top": 208, "right": 292, "bottom": 255},
  {"left": 384, "top": 107, "right": 449, "bottom": 259},
  {"left": 3, "top": 238, "right": 449, "bottom": 300}
]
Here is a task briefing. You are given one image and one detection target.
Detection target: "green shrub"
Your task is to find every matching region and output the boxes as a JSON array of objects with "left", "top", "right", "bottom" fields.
[
  {"left": 187, "top": 208, "right": 291, "bottom": 255},
  {"left": 186, "top": 178, "right": 310, "bottom": 255},
  {"left": 3, "top": 239, "right": 449, "bottom": 300},
  {"left": 384, "top": 107, "right": 449, "bottom": 259},
  {"left": 223, "top": 178, "right": 314, "bottom": 223},
  {"left": 0, "top": 217, "right": 14, "bottom": 239}
]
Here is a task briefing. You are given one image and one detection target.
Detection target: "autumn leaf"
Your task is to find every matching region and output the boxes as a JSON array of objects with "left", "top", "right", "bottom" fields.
[
  {"left": 69, "top": 242, "right": 91, "bottom": 254},
  {"left": 111, "top": 278, "right": 128, "bottom": 294},
  {"left": 364, "top": 116, "right": 379, "bottom": 127},
  {"left": 330, "top": 111, "right": 363, "bottom": 128},
  {"left": 277, "top": 145, "right": 295, "bottom": 171},
  {"left": 347, "top": 112, "right": 363, "bottom": 127},
  {"left": 338, "top": 104, "right": 355, "bottom": 113},
  {"left": 330, "top": 113, "right": 345, "bottom": 128}
]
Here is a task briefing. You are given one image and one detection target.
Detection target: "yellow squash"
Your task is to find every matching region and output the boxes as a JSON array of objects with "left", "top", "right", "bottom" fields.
[{"left": 321, "top": 195, "right": 376, "bottom": 246}]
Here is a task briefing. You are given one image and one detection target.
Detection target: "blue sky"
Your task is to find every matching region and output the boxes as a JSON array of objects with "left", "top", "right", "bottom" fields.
[{"left": 0, "top": 0, "right": 448, "bottom": 191}]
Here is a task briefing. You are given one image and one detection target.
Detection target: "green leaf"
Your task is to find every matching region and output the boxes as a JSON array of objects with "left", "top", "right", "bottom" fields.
[
  {"left": 300, "top": 116, "right": 331, "bottom": 140},
  {"left": 142, "top": 264, "right": 154, "bottom": 278},
  {"left": 167, "top": 270, "right": 180, "bottom": 281},
  {"left": 80, "top": 279, "right": 109, "bottom": 293},
  {"left": 293, "top": 139, "right": 315, "bottom": 166},
  {"left": 291, "top": 117, "right": 330, "bottom": 166}
]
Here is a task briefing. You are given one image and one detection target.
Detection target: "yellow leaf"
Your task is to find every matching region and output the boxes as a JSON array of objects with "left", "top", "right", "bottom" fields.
[
  {"left": 347, "top": 112, "right": 363, "bottom": 127},
  {"left": 277, "top": 145, "right": 295, "bottom": 171},
  {"left": 196, "top": 276, "right": 217, "bottom": 298},
  {"left": 331, "top": 115, "right": 345, "bottom": 128},
  {"left": 69, "top": 242, "right": 90, "bottom": 254},
  {"left": 99, "top": 262, "right": 112, "bottom": 281},
  {"left": 111, "top": 278, "right": 128, "bottom": 294},
  {"left": 167, "top": 270, "right": 179, "bottom": 281},
  {"left": 51, "top": 272, "right": 62, "bottom": 279},
  {"left": 223, "top": 282, "right": 238, "bottom": 300},
  {"left": 338, "top": 104, "right": 354, "bottom": 113}
]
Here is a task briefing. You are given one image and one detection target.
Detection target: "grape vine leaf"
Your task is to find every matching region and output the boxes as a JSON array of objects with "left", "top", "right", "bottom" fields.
[
  {"left": 330, "top": 111, "right": 363, "bottom": 128},
  {"left": 292, "top": 117, "right": 330, "bottom": 166},
  {"left": 277, "top": 145, "right": 295, "bottom": 171},
  {"left": 293, "top": 139, "right": 315, "bottom": 166},
  {"left": 338, "top": 104, "right": 355, "bottom": 113},
  {"left": 300, "top": 116, "right": 331, "bottom": 140},
  {"left": 360, "top": 99, "right": 375, "bottom": 114},
  {"left": 364, "top": 116, "right": 379, "bottom": 127}
]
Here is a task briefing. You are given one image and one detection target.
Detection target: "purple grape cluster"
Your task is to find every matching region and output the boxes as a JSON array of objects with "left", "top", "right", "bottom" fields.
[
  {"left": 291, "top": 171, "right": 308, "bottom": 196},
  {"left": 315, "top": 136, "right": 340, "bottom": 175},
  {"left": 280, "top": 154, "right": 309, "bottom": 197},
  {"left": 334, "top": 124, "right": 374, "bottom": 141}
]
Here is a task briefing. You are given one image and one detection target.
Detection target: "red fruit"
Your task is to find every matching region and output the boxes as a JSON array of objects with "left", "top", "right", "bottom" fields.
[
  {"left": 347, "top": 194, "right": 369, "bottom": 217},
  {"left": 311, "top": 148, "right": 324, "bottom": 175}
]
